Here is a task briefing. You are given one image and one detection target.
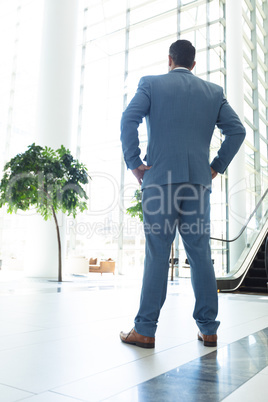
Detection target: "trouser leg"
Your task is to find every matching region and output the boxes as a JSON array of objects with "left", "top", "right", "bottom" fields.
[
  {"left": 178, "top": 184, "right": 220, "bottom": 335},
  {"left": 134, "top": 185, "right": 177, "bottom": 337},
  {"left": 134, "top": 183, "right": 220, "bottom": 337}
]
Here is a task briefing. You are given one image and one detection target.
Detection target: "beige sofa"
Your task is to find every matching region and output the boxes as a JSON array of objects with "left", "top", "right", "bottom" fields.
[{"left": 89, "top": 258, "right": 115, "bottom": 275}]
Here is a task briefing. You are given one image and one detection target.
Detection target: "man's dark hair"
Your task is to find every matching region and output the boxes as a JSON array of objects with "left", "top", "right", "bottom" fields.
[{"left": 169, "top": 40, "right": 196, "bottom": 69}]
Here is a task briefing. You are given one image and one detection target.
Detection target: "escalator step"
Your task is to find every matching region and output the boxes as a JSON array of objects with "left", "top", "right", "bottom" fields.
[
  {"left": 244, "top": 277, "right": 267, "bottom": 287},
  {"left": 259, "top": 245, "right": 266, "bottom": 252},
  {"left": 253, "top": 260, "right": 265, "bottom": 268},
  {"left": 247, "top": 268, "right": 267, "bottom": 278},
  {"left": 257, "top": 251, "right": 265, "bottom": 259}
]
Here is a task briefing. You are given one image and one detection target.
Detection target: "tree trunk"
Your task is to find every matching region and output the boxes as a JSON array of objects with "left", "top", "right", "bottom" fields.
[{"left": 51, "top": 206, "right": 62, "bottom": 282}]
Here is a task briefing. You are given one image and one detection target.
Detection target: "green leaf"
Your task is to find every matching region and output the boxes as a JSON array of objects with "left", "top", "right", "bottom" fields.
[
  {"left": 126, "top": 189, "right": 143, "bottom": 222},
  {"left": 0, "top": 144, "right": 89, "bottom": 219}
]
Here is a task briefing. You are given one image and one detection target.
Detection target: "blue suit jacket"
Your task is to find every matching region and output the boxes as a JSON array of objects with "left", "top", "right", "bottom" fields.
[{"left": 121, "top": 69, "right": 246, "bottom": 190}]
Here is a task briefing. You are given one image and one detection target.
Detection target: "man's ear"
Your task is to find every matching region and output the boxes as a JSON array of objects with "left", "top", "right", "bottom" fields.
[
  {"left": 190, "top": 61, "right": 196, "bottom": 70},
  {"left": 168, "top": 55, "right": 172, "bottom": 67}
]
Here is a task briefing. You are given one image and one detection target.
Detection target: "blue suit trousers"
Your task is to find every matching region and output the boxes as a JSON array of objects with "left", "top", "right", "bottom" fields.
[{"left": 134, "top": 183, "right": 220, "bottom": 337}]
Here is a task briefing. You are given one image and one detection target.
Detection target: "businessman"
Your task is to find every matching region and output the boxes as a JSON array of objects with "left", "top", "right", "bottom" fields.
[{"left": 120, "top": 40, "right": 246, "bottom": 348}]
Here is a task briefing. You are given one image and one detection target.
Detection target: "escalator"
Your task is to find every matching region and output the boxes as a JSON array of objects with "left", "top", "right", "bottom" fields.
[
  {"left": 238, "top": 237, "right": 267, "bottom": 293},
  {"left": 215, "top": 189, "right": 268, "bottom": 293}
]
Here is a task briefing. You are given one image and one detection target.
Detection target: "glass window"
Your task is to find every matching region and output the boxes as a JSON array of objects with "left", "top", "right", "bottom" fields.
[
  {"left": 78, "top": 0, "right": 230, "bottom": 274},
  {"left": 180, "top": 4, "right": 207, "bottom": 31},
  {"left": 209, "top": 21, "right": 225, "bottom": 45},
  {"left": 129, "top": 12, "right": 177, "bottom": 48},
  {"left": 130, "top": 0, "right": 176, "bottom": 25},
  {"left": 2, "top": 0, "right": 267, "bottom": 278}
]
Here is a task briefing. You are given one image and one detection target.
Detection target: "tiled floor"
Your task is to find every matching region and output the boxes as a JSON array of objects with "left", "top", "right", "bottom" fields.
[{"left": 0, "top": 272, "right": 267, "bottom": 402}]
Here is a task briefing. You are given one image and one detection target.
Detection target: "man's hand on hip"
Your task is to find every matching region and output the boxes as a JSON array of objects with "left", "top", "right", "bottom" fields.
[
  {"left": 132, "top": 164, "right": 151, "bottom": 185},
  {"left": 211, "top": 167, "right": 218, "bottom": 179}
]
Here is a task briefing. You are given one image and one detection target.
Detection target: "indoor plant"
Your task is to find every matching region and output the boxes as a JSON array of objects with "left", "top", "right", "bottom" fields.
[{"left": 0, "top": 143, "right": 90, "bottom": 281}]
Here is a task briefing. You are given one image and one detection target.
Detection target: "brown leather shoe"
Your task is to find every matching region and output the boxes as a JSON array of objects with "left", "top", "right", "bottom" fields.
[
  {"left": 198, "top": 331, "right": 217, "bottom": 347},
  {"left": 120, "top": 328, "right": 155, "bottom": 349}
]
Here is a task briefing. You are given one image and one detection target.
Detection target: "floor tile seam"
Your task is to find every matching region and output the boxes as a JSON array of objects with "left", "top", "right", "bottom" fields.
[
  {"left": 0, "top": 287, "right": 125, "bottom": 296},
  {"left": 154, "top": 338, "right": 221, "bottom": 355},
  {"left": 0, "top": 339, "right": 67, "bottom": 353},
  {"left": 0, "top": 317, "right": 265, "bottom": 353},
  {"left": 220, "top": 315, "right": 268, "bottom": 333},
  {"left": 0, "top": 283, "right": 183, "bottom": 297},
  {"left": 0, "top": 381, "right": 36, "bottom": 396},
  {"left": 0, "top": 328, "right": 111, "bottom": 353},
  {"left": 257, "top": 365, "right": 268, "bottom": 376},
  {"left": 0, "top": 286, "right": 171, "bottom": 297},
  {"left": 49, "top": 389, "right": 88, "bottom": 402},
  {"left": 50, "top": 341, "right": 220, "bottom": 398},
  {"left": 220, "top": 295, "right": 268, "bottom": 303},
  {"left": 48, "top": 340, "right": 209, "bottom": 393},
  {"left": 220, "top": 325, "right": 268, "bottom": 348},
  {"left": 103, "top": 371, "right": 256, "bottom": 402},
  {"left": 32, "top": 316, "right": 136, "bottom": 332},
  {"left": 152, "top": 328, "right": 267, "bottom": 382},
  {"left": 0, "top": 328, "right": 48, "bottom": 338},
  {"left": 4, "top": 312, "right": 136, "bottom": 333},
  {"left": 0, "top": 315, "right": 136, "bottom": 342},
  {"left": 100, "top": 342, "right": 231, "bottom": 401},
  {"left": 220, "top": 292, "right": 265, "bottom": 297},
  {"left": 0, "top": 314, "right": 47, "bottom": 329},
  {"left": 0, "top": 330, "right": 124, "bottom": 353},
  {"left": 102, "top": 329, "right": 268, "bottom": 402},
  {"left": 220, "top": 369, "right": 268, "bottom": 401},
  {"left": 219, "top": 364, "right": 268, "bottom": 385},
  {"left": 0, "top": 330, "right": 71, "bottom": 353},
  {"left": 0, "top": 339, "right": 223, "bottom": 393},
  {"left": 49, "top": 351, "right": 159, "bottom": 393},
  {"left": 231, "top": 292, "right": 268, "bottom": 297},
  {"left": 0, "top": 321, "right": 48, "bottom": 332},
  {"left": 180, "top": 328, "right": 268, "bottom": 376},
  {"left": 99, "top": 352, "right": 224, "bottom": 401}
]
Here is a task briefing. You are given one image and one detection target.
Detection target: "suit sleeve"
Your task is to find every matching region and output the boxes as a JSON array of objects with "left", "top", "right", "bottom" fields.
[
  {"left": 210, "top": 92, "right": 246, "bottom": 174},
  {"left": 120, "top": 77, "right": 151, "bottom": 170}
]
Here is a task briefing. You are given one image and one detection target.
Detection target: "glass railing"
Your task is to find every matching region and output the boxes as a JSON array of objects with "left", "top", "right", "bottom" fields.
[{"left": 214, "top": 188, "right": 268, "bottom": 290}]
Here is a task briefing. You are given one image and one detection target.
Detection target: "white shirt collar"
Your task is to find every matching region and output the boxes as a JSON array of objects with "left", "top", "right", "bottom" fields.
[{"left": 173, "top": 67, "right": 189, "bottom": 71}]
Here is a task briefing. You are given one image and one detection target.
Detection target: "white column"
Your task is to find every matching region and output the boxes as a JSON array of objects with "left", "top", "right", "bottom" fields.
[
  {"left": 225, "top": 0, "right": 247, "bottom": 269},
  {"left": 25, "top": 0, "right": 79, "bottom": 278}
]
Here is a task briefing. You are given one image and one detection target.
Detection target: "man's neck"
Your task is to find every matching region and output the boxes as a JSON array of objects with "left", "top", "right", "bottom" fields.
[{"left": 173, "top": 66, "right": 189, "bottom": 71}]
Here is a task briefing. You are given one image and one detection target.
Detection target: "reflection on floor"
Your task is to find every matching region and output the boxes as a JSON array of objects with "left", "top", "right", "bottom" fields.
[
  {"left": 110, "top": 328, "right": 268, "bottom": 402},
  {"left": 0, "top": 272, "right": 267, "bottom": 402}
]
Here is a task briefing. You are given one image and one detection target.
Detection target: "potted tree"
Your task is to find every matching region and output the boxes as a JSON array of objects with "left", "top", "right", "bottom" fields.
[
  {"left": 0, "top": 143, "right": 90, "bottom": 282},
  {"left": 126, "top": 189, "right": 143, "bottom": 221}
]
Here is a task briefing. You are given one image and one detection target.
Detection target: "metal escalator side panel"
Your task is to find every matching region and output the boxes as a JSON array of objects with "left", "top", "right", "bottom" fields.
[{"left": 216, "top": 217, "right": 268, "bottom": 292}]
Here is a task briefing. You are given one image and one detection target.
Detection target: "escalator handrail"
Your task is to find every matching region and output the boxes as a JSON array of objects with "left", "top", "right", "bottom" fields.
[{"left": 210, "top": 188, "right": 268, "bottom": 243}]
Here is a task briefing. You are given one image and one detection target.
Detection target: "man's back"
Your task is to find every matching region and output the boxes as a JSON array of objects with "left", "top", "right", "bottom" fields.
[{"left": 121, "top": 68, "right": 246, "bottom": 190}]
